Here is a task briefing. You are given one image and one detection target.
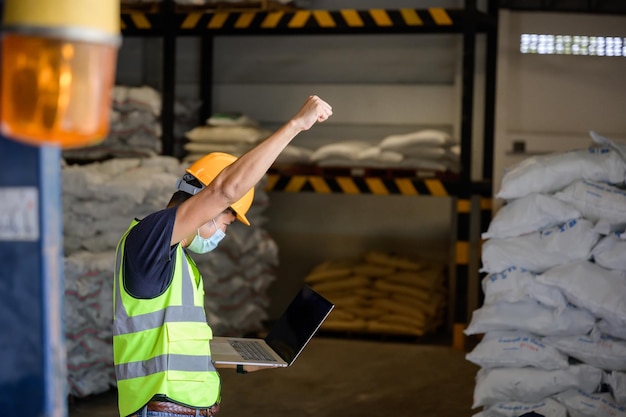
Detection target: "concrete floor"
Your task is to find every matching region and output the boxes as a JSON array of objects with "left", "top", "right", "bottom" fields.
[{"left": 68, "top": 336, "right": 479, "bottom": 417}]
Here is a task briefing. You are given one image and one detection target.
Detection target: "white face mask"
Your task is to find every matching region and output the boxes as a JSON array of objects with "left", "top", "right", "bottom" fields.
[{"left": 187, "top": 219, "right": 225, "bottom": 254}]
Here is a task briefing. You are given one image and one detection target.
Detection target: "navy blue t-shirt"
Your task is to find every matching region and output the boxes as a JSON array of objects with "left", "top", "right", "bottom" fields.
[{"left": 123, "top": 206, "right": 180, "bottom": 299}]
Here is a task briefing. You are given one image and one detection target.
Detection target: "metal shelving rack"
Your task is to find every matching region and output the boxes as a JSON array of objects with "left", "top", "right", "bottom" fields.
[{"left": 121, "top": 0, "right": 498, "bottom": 337}]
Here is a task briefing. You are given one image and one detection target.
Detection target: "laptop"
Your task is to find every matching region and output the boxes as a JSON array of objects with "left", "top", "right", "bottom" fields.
[{"left": 210, "top": 285, "right": 334, "bottom": 367}]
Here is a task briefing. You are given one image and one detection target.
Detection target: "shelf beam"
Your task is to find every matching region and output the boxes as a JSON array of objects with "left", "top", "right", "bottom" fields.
[
  {"left": 121, "top": 8, "right": 497, "bottom": 36},
  {"left": 265, "top": 172, "right": 492, "bottom": 198},
  {"left": 161, "top": 0, "right": 177, "bottom": 157}
]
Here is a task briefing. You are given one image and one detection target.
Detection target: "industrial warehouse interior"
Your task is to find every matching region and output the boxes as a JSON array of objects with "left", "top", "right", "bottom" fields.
[{"left": 1, "top": 0, "right": 626, "bottom": 417}]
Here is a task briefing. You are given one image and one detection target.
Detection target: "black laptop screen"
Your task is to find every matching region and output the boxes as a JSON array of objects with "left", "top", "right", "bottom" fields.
[{"left": 264, "top": 285, "right": 334, "bottom": 364}]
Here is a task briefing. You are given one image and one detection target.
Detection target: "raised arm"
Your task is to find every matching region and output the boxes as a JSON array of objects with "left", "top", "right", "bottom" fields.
[{"left": 171, "top": 95, "right": 332, "bottom": 245}]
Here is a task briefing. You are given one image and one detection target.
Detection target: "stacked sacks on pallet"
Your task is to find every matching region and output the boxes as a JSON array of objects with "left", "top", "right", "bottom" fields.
[
  {"left": 305, "top": 250, "right": 446, "bottom": 337},
  {"left": 62, "top": 85, "right": 200, "bottom": 161},
  {"left": 183, "top": 112, "right": 272, "bottom": 163},
  {"left": 61, "top": 156, "right": 277, "bottom": 396},
  {"left": 309, "top": 129, "right": 460, "bottom": 173},
  {"left": 63, "top": 86, "right": 162, "bottom": 161},
  {"left": 64, "top": 252, "right": 116, "bottom": 398},
  {"left": 466, "top": 131, "right": 626, "bottom": 417}
]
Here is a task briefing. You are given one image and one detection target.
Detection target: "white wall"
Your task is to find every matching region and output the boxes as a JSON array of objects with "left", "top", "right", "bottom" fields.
[{"left": 493, "top": 11, "right": 626, "bottom": 201}]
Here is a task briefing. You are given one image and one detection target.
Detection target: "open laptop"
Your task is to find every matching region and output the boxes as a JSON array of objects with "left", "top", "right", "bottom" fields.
[{"left": 210, "top": 285, "right": 334, "bottom": 367}]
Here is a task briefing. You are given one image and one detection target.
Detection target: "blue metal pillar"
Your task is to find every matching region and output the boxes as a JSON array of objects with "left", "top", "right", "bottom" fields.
[{"left": 0, "top": 135, "right": 67, "bottom": 416}]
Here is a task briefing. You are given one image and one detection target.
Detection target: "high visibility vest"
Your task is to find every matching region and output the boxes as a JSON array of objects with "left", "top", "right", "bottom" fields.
[{"left": 113, "top": 220, "right": 220, "bottom": 417}]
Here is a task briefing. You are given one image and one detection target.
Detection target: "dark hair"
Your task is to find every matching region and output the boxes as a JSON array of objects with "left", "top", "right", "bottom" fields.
[{"left": 166, "top": 191, "right": 192, "bottom": 208}]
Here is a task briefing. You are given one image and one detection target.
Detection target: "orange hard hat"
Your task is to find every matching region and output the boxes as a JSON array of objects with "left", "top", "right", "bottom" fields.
[{"left": 183, "top": 152, "right": 254, "bottom": 226}]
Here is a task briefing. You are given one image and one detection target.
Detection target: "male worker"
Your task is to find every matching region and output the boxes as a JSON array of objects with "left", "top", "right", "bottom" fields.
[{"left": 113, "top": 95, "right": 332, "bottom": 417}]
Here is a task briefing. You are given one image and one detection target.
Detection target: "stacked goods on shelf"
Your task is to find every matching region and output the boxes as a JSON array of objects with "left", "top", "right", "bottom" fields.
[
  {"left": 465, "top": 131, "right": 626, "bottom": 417},
  {"left": 183, "top": 112, "right": 272, "bottom": 163},
  {"left": 184, "top": 112, "right": 317, "bottom": 166},
  {"left": 185, "top": 120, "right": 461, "bottom": 174},
  {"left": 61, "top": 156, "right": 277, "bottom": 397},
  {"left": 62, "top": 85, "right": 199, "bottom": 161},
  {"left": 305, "top": 250, "right": 447, "bottom": 337},
  {"left": 309, "top": 129, "right": 460, "bottom": 173}
]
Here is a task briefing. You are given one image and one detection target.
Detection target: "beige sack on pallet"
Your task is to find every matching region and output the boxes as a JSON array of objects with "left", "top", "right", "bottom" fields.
[
  {"left": 367, "top": 321, "right": 425, "bottom": 336},
  {"left": 364, "top": 250, "right": 424, "bottom": 271},
  {"left": 312, "top": 275, "right": 370, "bottom": 293},
  {"left": 322, "top": 318, "right": 368, "bottom": 332},
  {"left": 304, "top": 267, "right": 354, "bottom": 284}
]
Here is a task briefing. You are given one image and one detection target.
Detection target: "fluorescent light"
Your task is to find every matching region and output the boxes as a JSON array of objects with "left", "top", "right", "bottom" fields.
[{"left": 520, "top": 33, "right": 625, "bottom": 57}]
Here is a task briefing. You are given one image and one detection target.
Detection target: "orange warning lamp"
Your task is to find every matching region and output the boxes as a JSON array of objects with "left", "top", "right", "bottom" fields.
[{"left": 0, "top": 0, "right": 121, "bottom": 148}]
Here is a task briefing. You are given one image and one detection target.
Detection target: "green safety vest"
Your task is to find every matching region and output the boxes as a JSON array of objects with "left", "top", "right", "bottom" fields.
[{"left": 113, "top": 220, "right": 221, "bottom": 417}]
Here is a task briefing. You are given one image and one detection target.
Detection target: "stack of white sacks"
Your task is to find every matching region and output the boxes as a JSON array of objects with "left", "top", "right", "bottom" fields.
[
  {"left": 185, "top": 116, "right": 461, "bottom": 174},
  {"left": 62, "top": 156, "right": 278, "bottom": 397},
  {"left": 183, "top": 113, "right": 272, "bottom": 163},
  {"left": 465, "top": 131, "right": 626, "bottom": 417},
  {"left": 62, "top": 85, "right": 200, "bottom": 162},
  {"left": 308, "top": 129, "right": 460, "bottom": 173}
]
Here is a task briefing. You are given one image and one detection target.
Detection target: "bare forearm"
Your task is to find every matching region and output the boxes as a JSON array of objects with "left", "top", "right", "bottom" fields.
[
  {"left": 206, "top": 95, "right": 332, "bottom": 206},
  {"left": 173, "top": 95, "right": 332, "bottom": 241},
  {"left": 212, "top": 119, "right": 302, "bottom": 201}
]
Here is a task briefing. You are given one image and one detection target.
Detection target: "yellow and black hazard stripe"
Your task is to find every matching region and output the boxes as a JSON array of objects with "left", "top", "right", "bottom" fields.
[
  {"left": 264, "top": 174, "right": 463, "bottom": 196},
  {"left": 455, "top": 196, "right": 492, "bottom": 262},
  {"left": 120, "top": 12, "right": 163, "bottom": 34},
  {"left": 121, "top": 8, "right": 471, "bottom": 35},
  {"left": 265, "top": 173, "right": 493, "bottom": 198},
  {"left": 454, "top": 195, "right": 492, "bottom": 324}
]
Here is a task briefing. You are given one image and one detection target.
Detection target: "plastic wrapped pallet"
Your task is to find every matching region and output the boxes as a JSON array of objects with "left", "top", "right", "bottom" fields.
[
  {"left": 466, "top": 131, "right": 626, "bottom": 415},
  {"left": 64, "top": 251, "right": 116, "bottom": 397},
  {"left": 308, "top": 129, "right": 461, "bottom": 173},
  {"left": 62, "top": 85, "right": 200, "bottom": 161}
]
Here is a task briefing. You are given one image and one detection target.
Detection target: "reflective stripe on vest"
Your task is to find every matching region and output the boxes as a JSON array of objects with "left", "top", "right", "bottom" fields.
[
  {"left": 113, "top": 305, "right": 207, "bottom": 336},
  {"left": 116, "top": 353, "right": 213, "bottom": 378}
]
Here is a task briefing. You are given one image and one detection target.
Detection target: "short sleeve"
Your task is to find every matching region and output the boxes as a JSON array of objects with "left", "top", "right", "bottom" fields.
[{"left": 123, "top": 206, "right": 178, "bottom": 298}]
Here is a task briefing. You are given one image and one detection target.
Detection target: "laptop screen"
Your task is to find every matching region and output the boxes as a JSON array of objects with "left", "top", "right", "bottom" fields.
[{"left": 264, "top": 285, "right": 334, "bottom": 364}]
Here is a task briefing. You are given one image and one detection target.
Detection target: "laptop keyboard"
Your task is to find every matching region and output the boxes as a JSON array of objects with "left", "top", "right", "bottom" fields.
[{"left": 229, "top": 340, "right": 277, "bottom": 362}]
